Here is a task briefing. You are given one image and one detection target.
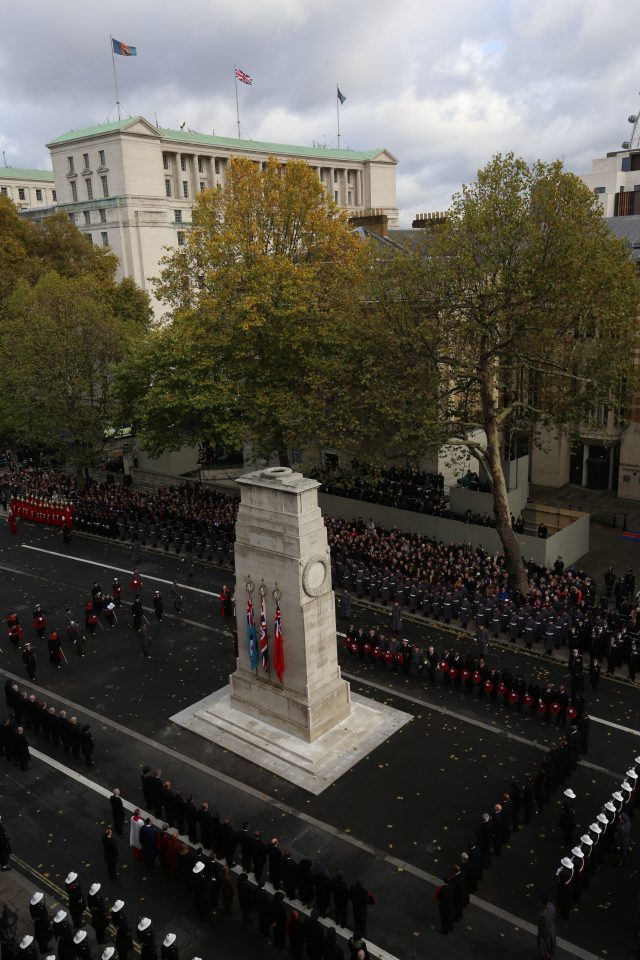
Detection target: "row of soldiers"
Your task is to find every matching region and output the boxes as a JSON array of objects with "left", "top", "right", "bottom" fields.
[
  {"left": 555, "top": 758, "right": 639, "bottom": 919},
  {"left": 138, "top": 766, "right": 374, "bottom": 936},
  {"left": 3, "top": 681, "right": 95, "bottom": 765},
  {"left": 438, "top": 735, "right": 581, "bottom": 934}
]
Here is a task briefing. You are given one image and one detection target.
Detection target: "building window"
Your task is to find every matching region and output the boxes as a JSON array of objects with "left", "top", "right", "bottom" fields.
[
  {"left": 83, "top": 153, "right": 90, "bottom": 169},
  {"left": 174, "top": 209, "right": 182, "bottom": 222},
  {"left": 36, "top": 189, "right": 42, "bottom": 201},
  {"left": 594, "top": 186, "right": 605, "bottom": 194},
  {"left": 334, "top": 170, "right": 338, "bottom": 182},
  {"left": 182, "top": 181, "right": 189, "bottom": 198},
  {"left": 165, "top": 179, "right": 172, "bottom": 198},
  {"left": 18, "top": 188, "right": 25, "bottom": 200},
  {"left": 85, "top": 233, "right": 93, "bottom": 244},
  {"left": 99, "top": 208, "right": 106, "bottom": 223},
  {"left": 214, "top": 158, "right": 220, "bottom": 175},
  {"left": 71, "top": 181, "right": 78, "bottom": 202},
  {"left": 0, "top": 187, "right": 6, "bottom": 195},
  {"left": 84, "top": 211, "right": 91, "bottom": 225},
  {"left": 85, "top": 178, "right": 93, "bottom": 200},
  {"left": 334, "top": 190, "right": 338, "bottom": 202},
  {"left": 52, "top": 190, "right": 57, "bottom": 201},
  {"left": 197, "top": 158, "right": 203, "bottom": 173},
  {"left": 101, "top": 176, "right": 109, "bottom": 198},
  {"left": 200, "top": 181, "right": 205, "bottom": 192},
  {"left": 347, "top": 190, "right": 353, "bottom": 205},
  {"left": 101, "top": 232, "right": 109, "bottom": 247},
  {"left": 163, "top": 153, "right": 169, "bottom": 170},
  {"left": 68, "top": 212, "right": 75, "bottom": 223},
  {"left": 177, "top": 231, "right": 186, "bottom": 246},
  {"left": 99, "top": 149, "right": 106, "bottom": 166},
  {"left": 180, "top": 156, "right": 187, "bottom": 171},
  {"left": 68, "top": 156, "right": 75, "bottom": 173}
]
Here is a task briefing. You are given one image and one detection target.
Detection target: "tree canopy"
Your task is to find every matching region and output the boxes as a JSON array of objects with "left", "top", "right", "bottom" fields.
[
  {"left": 116, "top": 156, "right": 368, "bottom": 463},
  {"left": 0, "top": 196, "right": 151, "bottom": 468},
  {"left": 343, "top": 154, "right": 640, "bottom": 590}
]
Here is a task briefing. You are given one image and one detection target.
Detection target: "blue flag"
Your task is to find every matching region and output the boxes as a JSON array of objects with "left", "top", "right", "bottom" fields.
[
  {"left": 112, "top": 38, "right": 137, "bottom": 56},
  {"left": 337, "top": 86, "right": 346, "bottom": 104},
  {"left": 247, "top": 594, "right": 258, "bottom": 669}
]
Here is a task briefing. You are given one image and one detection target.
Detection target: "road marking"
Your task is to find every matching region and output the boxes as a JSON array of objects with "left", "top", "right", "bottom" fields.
[
  {"left": 587, "top": 715, "right": 640, "bottom": 738},
  {"left": 342, "top": 672, "right": 624, "bottom": 778},
  {"left": 20, "top": 545, "right": 221, "bottom": 598},
  {"left": 0, "top": 669, "right": 611, "bottom": 960},
  {"left": 21, "top": 747, "right": 396, "bottom": 960}
]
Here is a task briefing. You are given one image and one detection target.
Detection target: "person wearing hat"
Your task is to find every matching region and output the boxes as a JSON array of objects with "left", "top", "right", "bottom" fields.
[
  {"left": 192, "top": 862, "right": 211, "bottom": 922},
  {"left": 160, "top": 934, "right": 178, "bottom": 960},
  {"left": 89, "top": 887, "right": 108, "bottom": 945},
  {"left": 19, "top": 936, "right": 39, "bottom": 960},
  {"left": 555, "top": 858, "right": 573, "bottom": 919},
  {"left": 30, "top": 892, "right": 52, "bottom": 953},
  {"left": 65, "top": 874, "right": 86, "bottom": 930},
  {"left": 588, "top": 822, "right": 603, "bottom": 870},
  {"left": 102, "top": 948, "right": 116, "bottom": 960},
  {"left": 152, "top": 592, "right": 163, "bottom": 624},
  {"left": 73, "top": 929, "right": 92, "bottom": 960},
  {"left": 136, "top": 919, "right": 156, "bottom": 960},
  {"left": 559, "top": 791, "right": 576, "bottom": 847},
  {"left": 111, "top": 904, "right": 131, "bottom": 960},
  {"left": 54, "top": 913, "right": 75, "bottom": 960},
  {"left": 476, "top": 813, "right": 492, "bottom": 870},
  {"left": 109, "top": 790, "right": 125, "bottom": 836},
  {"left": 579, "top": 834, "right": 593, "bottom": 885}
]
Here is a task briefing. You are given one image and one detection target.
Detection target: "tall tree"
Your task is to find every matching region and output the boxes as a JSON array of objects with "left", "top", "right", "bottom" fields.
[
  {"left": 117, "top": 156, "right": 367, "bottom": 463},
  {"left": 355, "top": 154, "right": 639, "bottom": 592}
]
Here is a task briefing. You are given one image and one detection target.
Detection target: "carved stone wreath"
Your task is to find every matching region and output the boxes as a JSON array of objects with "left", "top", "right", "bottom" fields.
[{"left": 301, "top": 554, "right": 329, "bottom": 597}]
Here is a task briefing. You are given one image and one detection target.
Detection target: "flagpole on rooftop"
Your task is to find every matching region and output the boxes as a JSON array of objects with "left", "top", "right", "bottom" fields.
[
  {"left": 336, "top": 84, "right": 341, "bottom": 149},
  {"left": 234, "top": 66, "right": 241, "bottom": 138},
  {"left": 110, "top": 36, "right": 121, "bottom": 121}
]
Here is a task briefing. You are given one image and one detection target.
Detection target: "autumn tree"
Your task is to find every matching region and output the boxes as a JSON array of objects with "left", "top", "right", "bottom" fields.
[
  {"left": 357, "top": 154, "right": 639, "bottom": 592},
  {"left": 116, "top": 156, "right": 367, "bottom": 463}
]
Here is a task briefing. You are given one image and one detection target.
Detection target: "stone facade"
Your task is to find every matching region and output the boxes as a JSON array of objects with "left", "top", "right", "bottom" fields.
[
  {"left": 230, "top": 466, "right": 351, "bottom": 742},
  {"left": 0, "top": 167, "right": 56, "bottom": 209}
]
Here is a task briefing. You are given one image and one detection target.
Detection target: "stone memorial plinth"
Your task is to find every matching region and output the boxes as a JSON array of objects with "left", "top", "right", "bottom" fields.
[{"left": 171, "top": 466, "right": 411, "bottom": 794}]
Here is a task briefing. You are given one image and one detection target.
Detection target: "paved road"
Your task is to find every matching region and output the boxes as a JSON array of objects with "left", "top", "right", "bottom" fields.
[{"left": 0, "top": 521, "right": 637, "bottom": 960}]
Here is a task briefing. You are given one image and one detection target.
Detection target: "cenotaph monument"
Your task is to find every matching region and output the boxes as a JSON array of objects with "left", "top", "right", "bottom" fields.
[{"left": 172, "top": 466, "right": 411, "bottom": 794}]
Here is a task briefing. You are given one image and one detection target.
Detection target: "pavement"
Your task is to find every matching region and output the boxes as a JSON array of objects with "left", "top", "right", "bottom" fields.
[{"left": 0, "top": 518, "right": 638, "bottom": 960}]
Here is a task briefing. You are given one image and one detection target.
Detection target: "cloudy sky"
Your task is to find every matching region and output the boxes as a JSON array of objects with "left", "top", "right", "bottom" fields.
[{"left": 1, "top": 0, "right": 638, "bottom": 224}]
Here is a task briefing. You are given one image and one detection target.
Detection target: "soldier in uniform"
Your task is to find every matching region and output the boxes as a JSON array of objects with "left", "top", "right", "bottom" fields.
[
  {"left": 53, "top": 910, "right": 74, "bottom": 960},
  {"left": 30, "top": 892, "right": 52, "bottom": 953},
  {"left": 170, "top": 582, "right": 183, "bottom": 614},
  {"left": 19, "top": 935, "right": 40, "bottom": 960},
  {"left": 22, "top": 643, "right": 36, "bottom": 682},
  {"left": 65, "top": 872, "right": 85, "bottom": 930},
  {"left": 160, "top": 935, "right": 178, "bottom": 960},
  {"left": 89, "top": 885, "right": 108, "bottom": 944},
  {"left": 137, "top": 919, "right": 157, "bottom": 960},
  {"left": 555, "top": 857, "right": 573, "bottom": 919},
  {"left": 73, "top": 929, "right": 92, "bottom": 960},
  {"left": 152, "top": 592, "right": 163, "bottom": 623}
]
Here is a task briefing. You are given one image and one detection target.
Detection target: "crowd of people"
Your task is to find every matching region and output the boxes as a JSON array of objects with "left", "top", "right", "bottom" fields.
[
  {"left": 438, "top": 732, "right": 583, "bottom": 941},
  {"left": 554, "top": 754, "right": 639, "bottom": 922},
  {"left": 309, "top": 462, "right": 448, "bottom": 516},
  {"left": 3, "top": 680, "right": 95, "bottom": 767}
]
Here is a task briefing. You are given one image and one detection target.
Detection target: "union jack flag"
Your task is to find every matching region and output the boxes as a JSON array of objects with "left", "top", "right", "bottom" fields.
[
  {"left": 247, "top": 594, "right": 258, "bottom": 669},
  {"left": 235, "top": 67, "right": 253, "bottom": 85},
  {"left": 259, "top": 594, "right": 269, "bottom": 671}
]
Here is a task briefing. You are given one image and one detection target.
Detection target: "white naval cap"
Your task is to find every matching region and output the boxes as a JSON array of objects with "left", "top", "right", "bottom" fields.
[
  {"left": 604, "top": 801, "right": 616, "bottom": 813},
  {"left": 597, "top": 813, "right": 608, "bottom": 826},
  {"left": 571, "top": 846, "right": 584, "bottom": 858},
  {"left": 102, "top": 948, "right": 116, "bottom": 960},
  {"left": 53, "top": 911, "right": 67, "bottom": 924},
  {"left": 65, "top": 872, "right": 78, "bottom": 885},
  {"left": 89, "top": 883, "right": 101, "bottom": 897},
  {"left": 581, "top": 835, "right": 593, "bottom": 846},
  {"left": 563, "top": 788, "right": 576, "bottom": 800},
  {"left": 560, "top": 857, "right": 573, "bottom": 869},
  {"left": 627, "top": 768, "right": 638, "bottom": 780},
  {"left": 590, "top": 822, "right": 602, "bottom": 835},
  {"left": 612, "top": 791, "right": 624, "bottom": 803},
  {"left": 163, "top": 934, "right": 176, "bottom": 948},
  {"left": 111, "top": 900, "right": 125, "bottom": 913},
  {"left": 73, "top": 932, "right": 87, "bottom": 945},
  {"left": 138, "top": 918, "right": 151, "bottom": 933},
  {"left": 20, "top": 937, "right": 34, "bottom": 950},
  {"left": 622, "top": 781, "right": 633, "bottom": 793},
  {"left": 635, "top": 756, "right": 640, "bottom": 766},
  {"left": 45, "top": 955, "right": 56, "bottom": 960},
  {"left": 30, "top": 892, "right": 43, "bottom": 906},
  {"left": 192, "top": 861, "right": 205, "bottom": 874}
]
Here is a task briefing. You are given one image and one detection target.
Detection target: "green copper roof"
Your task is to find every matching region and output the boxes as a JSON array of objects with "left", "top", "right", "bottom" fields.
[
  {"left": 47, "top": 118, "right": 138, "bottom": 145},
  {"left": 47, "top": 116, "right": 391, "bottom": 162},
  {"left": 0, "top": 166, "right": 54, "bottom": 181}
]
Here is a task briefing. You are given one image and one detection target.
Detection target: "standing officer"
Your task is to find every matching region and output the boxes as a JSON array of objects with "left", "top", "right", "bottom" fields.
[
  {"left": 65, "top": 872, "right": 86, "bottom": 930},
  {"left": 170, "top": 583, "right": 183, "bottom": 614},
  {"left": 22, "top": 644, "right": 36, "bottom": 682},
  {"left": 152, "top": 593, "right": 163, "bottom": 623},
  {"left": 29, "top": 892, "right": 52, "bottom": 953}
]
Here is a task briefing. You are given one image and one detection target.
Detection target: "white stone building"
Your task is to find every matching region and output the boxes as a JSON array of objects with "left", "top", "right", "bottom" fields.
[
  {"left": 0, "top": 167, "right": 56, "bottom": 209},
  {"left": 38, "top": 116, "right": 398, "bottom": 315}
]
